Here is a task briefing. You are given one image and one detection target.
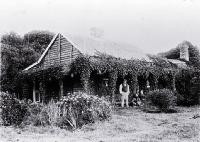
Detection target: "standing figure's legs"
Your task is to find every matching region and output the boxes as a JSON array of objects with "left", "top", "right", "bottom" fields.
[
  {"left": 121, "top": 93, "right": 125, "bottom": 107},
  {"left": 125, "top": 93, "right": 129, "bottom": 107}
]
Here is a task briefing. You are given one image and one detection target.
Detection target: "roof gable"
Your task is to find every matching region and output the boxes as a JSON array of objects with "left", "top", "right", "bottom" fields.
[
  {"left": 24, "top": 33, "right": 149, "bottom": 71},
  {"left": 24, "top": 33, "right": 82, "bottom": 71}
]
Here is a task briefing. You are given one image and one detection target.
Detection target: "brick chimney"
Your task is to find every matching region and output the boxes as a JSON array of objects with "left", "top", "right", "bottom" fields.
[{"left": 180, "top": 44, "right": 189, "bottom": 61}]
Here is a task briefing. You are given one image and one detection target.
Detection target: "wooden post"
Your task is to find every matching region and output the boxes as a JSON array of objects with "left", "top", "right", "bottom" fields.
[
  {"left": 80, "top": 69, "right": 91, "bottom": 94},
  {"left": 130, "top": 73, "right": 138, "bottom": 94},
  {"left": 39, "top": 81, "right": 46, "bottom": 103},
  {"left": 33, "top": 81, "right": 36, "bottom": 103},
  {"left": 82, "top": 79, "right": 89, "bottom": 94},
  {"left": 59, "top": 80, "right": 64, "bottom": 100},
  {"left": 108, "top": 71, "right": 118, "bottom": 104},
  {"left": 22, "top": 81, "right": 29, "bottom": 99},
  {"left": 42, "top": 86, "right": 46, "bottom": 104}
]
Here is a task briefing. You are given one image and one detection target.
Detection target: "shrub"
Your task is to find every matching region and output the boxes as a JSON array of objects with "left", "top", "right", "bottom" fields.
[
  {"left": 0, "top": 92, "right": 28, "bottom": 126},
  {"left": 175, "top": 91, "right": 185, "bottom": 106},
  {"left": 176, "top": 69, "right": 200, "bottom": 106},
  {"left": 23, "top": 103, "right": 49, "bottom": 126},
  {"left": 44, "top": 100, "right": 60, "bottom": 126},
  {"left": 58, "top": 93, "right": 112, "bottom": 129},
  {"left": 22, "top": 93, "right": 111, "bottom": 130},
  {"left": 145, "top": 89, "right": 177, "bottom": 112}
]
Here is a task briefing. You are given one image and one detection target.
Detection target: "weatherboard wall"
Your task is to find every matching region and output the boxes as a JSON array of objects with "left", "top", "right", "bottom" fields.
[{"left": 39, "top": 34, "right": 82, "bottom": 69}]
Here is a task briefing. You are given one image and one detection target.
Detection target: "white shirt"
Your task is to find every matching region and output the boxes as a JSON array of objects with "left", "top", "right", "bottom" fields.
[{"left": 119, "top": 84, "right": 130, "bottom": 94}]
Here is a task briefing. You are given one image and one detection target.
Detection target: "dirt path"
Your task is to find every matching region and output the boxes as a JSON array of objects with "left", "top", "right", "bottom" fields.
[{"left": 0, "top": 106, "right": 199, "bottom": 142}]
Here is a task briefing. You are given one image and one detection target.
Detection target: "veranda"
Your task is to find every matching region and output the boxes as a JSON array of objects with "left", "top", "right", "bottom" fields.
[{"left": 19, "top": 55, "right": 178, "bottom": 104}]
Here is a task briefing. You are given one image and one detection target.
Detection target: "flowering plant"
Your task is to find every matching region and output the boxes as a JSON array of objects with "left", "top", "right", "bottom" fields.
[{"left": 58, "top": 93, "right": 112, "bottom": 129}]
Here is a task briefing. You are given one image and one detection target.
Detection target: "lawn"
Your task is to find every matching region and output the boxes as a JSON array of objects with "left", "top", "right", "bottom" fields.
[{"left": 0, "top": 106, "right": 199, "bottom": 142}]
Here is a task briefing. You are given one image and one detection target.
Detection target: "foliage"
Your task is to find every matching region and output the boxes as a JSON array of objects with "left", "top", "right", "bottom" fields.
[
  {"left": 0, "top": 92, "right": 28, "bottom": 126},
  {"left": 158, "top": 46, "right": 180, "bottom": 59},
  {"left": 44, "top": 100, "right": 60, "bottom": 126},
  {"left": 148, "top": 55, "right": 175, "bottom": 68},
  {"left": 23, "top": 31, "right": 54, "bottom": 54},
  {"left": 70, "top": 54, "right": 177, "bottom": 97},
  {"left": 176, "top": 69, "right": 200, "bottom": 106},
  {"left": 18, "top": 93, "right": 111, "bottom": 130},
  {"left": 20, "top": 65, "right": 64, "bottom": 82},
  {"left": 175, "top": 69, "right": 192, "bottom": 106},
  {"left": 23, "top": 103, "right": 50, "bottom": 126},
  {"left": 58, "top": 93, "right": 112, "bottom": 129},
  {"left": 1, "top": 31, "right": 54, "bottom": 93},
  {"left": 71, "top": 55, "right": 91, "bottom": 93},
  {"left": 1, "top": 32, "right": 23, "bottom": 47},
  {"left": 20, "top": 53, "right": 179, "bottom": 101},
  {"left": 1, "top": 33, "right": 24, "bottom": 92},
  {"left": 145, "top": 89, "right": 177, "bottom": 112},
  {"left": 188, "top": 46, "right": 200, "bottom": 68}
]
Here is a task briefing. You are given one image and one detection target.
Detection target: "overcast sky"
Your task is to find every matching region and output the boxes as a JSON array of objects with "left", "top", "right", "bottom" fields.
[{"left": 1, "top": 0, "right": 200, "bottom": 54}]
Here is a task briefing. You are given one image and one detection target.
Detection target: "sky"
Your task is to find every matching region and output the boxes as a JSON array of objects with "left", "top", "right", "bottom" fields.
[{"left": 0, "top": 0, "right": 200, "bottom": 54}]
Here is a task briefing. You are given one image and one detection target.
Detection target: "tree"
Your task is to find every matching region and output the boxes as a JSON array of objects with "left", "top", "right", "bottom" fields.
[
  {"left": 188, "top": 45, "right": 200, "bottom": 68},
  {"left": 21, "top": 31, "right": 54, "bottom": 69},
  {"left": 1, "top": 33, "right": 23, "bottom": 92},
  {"left": 0, "top": 31, "right": 54, "bottom": 93},
  {"left": 23, "top": 31, "right": 54, "bottom": 54}
]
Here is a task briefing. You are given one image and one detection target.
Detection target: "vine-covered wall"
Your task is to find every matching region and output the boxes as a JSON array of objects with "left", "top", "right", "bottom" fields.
[{"left": 20, "top": 54, "right": 183, "bottom": 103}]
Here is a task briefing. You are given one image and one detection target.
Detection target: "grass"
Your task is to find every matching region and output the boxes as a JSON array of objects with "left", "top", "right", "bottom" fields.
[{"left": 0, "top": 106, "right": 200, "bottom": 142}]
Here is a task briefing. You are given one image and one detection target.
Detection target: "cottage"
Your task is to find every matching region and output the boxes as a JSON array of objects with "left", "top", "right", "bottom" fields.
[{"left": 22, "top": 33, "right": 149, "bottom": 103}]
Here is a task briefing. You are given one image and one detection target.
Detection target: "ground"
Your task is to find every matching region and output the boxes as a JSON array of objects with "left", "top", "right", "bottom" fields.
[{"left": 0, "top": 106, "right": 199, "bottom": 142}]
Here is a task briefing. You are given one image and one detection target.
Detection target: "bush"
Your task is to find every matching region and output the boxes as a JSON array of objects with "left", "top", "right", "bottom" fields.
[
  {"left": 0, "top": 92, "right": 28, "bottom": 126},
  {"left": 58, "top": 93, "right": 112, "bottom": 129},
  {"left": 176, "top": 69, "right": 200, "bottom": 106},
  {"left": 0, "top": 92, "right": 111, "bottom": 129},
  {"left": 22, "top": 93, "right": 111, "bottom": 130},
  {"left": 175, "top": 91, "right": 185, "bottom": 106},
  {"left": 23, "top": 103, "right": 49, "bottom": 126},
  {"left": 44, "top": 100, "right": 60, "bottom": 126},
  {"left": 145, "top": 89, "right": 177, "bottom": 112}
]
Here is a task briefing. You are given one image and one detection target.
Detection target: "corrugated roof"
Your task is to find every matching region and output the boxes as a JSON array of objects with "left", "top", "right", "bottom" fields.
[
  {"left": 66, "top": 34, "right": 149, "bottom": 61},
  {"left": 167, "top": 59, "right": 187, "bottom": 68}
]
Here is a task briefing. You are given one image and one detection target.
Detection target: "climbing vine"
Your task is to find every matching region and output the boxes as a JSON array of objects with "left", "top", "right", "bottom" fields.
[{"left": 20, "top": 53, "right": 183, "bottom": 103}]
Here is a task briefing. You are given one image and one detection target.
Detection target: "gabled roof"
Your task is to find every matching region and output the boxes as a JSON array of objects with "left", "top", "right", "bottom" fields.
[{"left": 24, "top": 33, "right": 149, "bottom": 71}]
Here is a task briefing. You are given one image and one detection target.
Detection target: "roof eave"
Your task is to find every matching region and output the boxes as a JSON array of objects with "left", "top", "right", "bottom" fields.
[{"left": 23, "top": 33, "right": 59, "bottom": 71}]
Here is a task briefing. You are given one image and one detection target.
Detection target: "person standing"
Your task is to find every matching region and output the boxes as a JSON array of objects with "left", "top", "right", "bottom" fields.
[{"left": 119, "top": 79, "right": 130, "bottom": 107}]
